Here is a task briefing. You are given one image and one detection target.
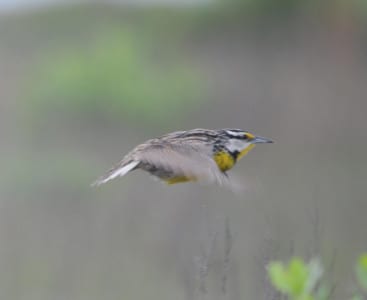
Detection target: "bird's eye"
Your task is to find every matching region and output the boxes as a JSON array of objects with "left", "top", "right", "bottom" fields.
[{"left": 243, "top": 134, "right": 248, "bottom": 140}]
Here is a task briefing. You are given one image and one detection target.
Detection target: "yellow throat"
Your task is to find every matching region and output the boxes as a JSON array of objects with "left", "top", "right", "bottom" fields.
[
  {"left": 237, "top": 143, "right": 255, "bottom": 160},
  {"left": 214, "top": 144, "right": 255, "bottom": 172}
]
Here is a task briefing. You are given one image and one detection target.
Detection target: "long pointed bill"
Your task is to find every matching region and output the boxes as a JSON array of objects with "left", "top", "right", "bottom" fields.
[{"left": 252, "top": 136, "right": 273, "bottom": 144}]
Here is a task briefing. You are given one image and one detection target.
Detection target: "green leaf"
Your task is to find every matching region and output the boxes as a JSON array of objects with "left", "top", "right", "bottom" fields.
[
  {"left": 287, "top": 258, "right": 309, "bottom": 297},
  {"left": 268, "top": 262, "right": 290, "bottom": 294},
  {"left": 268, "top": 258, "right": 310, "bottom": 298}
]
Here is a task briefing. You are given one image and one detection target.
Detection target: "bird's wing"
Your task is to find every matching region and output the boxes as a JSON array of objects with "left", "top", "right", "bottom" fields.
[{"left": 136, "top": 143, "right": 229, "bottom": 186}]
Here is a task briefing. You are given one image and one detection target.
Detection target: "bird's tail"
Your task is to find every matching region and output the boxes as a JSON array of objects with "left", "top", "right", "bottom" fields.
[{"left": 91, "top": 160, "right": 139, "bottom": 187}]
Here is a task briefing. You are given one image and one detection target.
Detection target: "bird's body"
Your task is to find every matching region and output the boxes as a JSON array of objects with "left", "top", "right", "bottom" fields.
[{"left": 92, "top": 128, "right": 272, "bottom": 187}]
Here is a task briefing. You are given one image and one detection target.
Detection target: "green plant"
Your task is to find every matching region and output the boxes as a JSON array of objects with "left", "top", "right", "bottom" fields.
[
  {"left": 354, "top": 254, "right": 367, "bottom": 299},
  {"left": 268, "top": 254, "right": 367, "bottom": 300},
  {"left": 268, "top": 257, "right": 328, "bottom": 300}
]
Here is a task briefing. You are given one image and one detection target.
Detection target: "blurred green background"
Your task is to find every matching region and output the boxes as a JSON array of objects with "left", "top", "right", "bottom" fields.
[{"left": 1, "top": 0, "right": 367, "bottom": 299}]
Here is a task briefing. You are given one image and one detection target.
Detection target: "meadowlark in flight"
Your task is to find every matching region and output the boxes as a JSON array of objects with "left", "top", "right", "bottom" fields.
[{"left": 92, "top": 128, "right": 273, "bottom": 188}]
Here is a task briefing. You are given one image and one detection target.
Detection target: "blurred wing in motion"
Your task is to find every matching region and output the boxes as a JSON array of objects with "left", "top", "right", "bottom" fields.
[
  {"left": 91, "top": 143, "right": 235, "bottom": 189},
  {"left": 137, "top": 144, "right": 230, "bottom": 186}
]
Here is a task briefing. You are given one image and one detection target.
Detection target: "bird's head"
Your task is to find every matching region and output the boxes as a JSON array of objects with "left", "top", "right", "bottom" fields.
[{"left": 221, "top": 129, "right": 273, "bottom": 160}]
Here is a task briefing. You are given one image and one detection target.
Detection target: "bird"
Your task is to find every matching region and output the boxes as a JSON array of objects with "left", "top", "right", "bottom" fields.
[{"left": 91, "top": 128, "right": 273, "bottom": 188}]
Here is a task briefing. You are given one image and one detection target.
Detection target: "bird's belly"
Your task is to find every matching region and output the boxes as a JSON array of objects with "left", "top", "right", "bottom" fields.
[
  {"left": 165, "top": 176, "right": 196, "bottom": 184},
  {"left": 139, "top": 163, "right": 196, "bottom": 184},
  {"left": 213, "top": 151, "right": 235, "bottom": 172}
]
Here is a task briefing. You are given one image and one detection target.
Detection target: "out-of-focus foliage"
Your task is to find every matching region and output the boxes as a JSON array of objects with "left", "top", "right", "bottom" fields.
[
  {"left": 268, "top": 258, "right": 327, "bottom": 300},
  {"left": 221, "top": 0, "right": 307, "bottom": 16},
  {"left": 269, "top": 255, "right": 367, "bottom": 300},
  {"left": 24, "top": 29, "right": 203, "bottom": 127},
  {"left": 356, "top": 254, "right": 367, "bottom": 293},
  {"left": 219, "top": 0, "right": 366, "bottom": 13},
  {"left": 216, "top": 0, "right": 367, "bottom": 24}
]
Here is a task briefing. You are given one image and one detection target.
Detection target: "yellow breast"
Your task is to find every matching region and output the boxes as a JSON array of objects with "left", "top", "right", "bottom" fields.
[{"left": 214, "top": 151, "right": 236, "bottom": 172}]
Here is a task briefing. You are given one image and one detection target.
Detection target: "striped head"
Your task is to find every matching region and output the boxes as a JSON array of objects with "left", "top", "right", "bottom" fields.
[{"left": 220, "top": 129, "right": 273, "bottom": 161}]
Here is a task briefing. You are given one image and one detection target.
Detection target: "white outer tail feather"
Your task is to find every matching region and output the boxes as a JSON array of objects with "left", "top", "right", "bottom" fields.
[{"left": 91, "top": 160, "right": 139, "bottom": 187}]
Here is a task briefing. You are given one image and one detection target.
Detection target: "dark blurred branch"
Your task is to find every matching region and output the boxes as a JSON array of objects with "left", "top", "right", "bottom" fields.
[
  {"left": 308, "top": 198, "right": 322, "bottom": 257},
  {"left": 222, "top": 217, "right": 233, "bottom": 296},
  {"left": 196, "top": 230, "right": 218, "bottom": 297}
]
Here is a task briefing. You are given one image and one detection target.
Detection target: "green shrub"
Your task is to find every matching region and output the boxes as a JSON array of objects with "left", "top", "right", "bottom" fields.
[
  {"left": 268, "top": 257, "right": 327, "bottom": 300},
  {"left": 268, "top": 254, "right": 367, "bottom": 300}
]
